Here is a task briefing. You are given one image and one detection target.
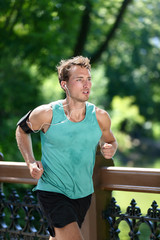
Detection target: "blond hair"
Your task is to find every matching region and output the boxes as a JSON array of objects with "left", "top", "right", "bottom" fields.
[{"left": 57, "top": 56, "right": 91, "bottom": 84}]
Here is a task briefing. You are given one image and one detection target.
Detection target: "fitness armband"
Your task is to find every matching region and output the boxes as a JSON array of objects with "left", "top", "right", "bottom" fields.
[{"left": 17, "top": 110, "right": 33, "bottom": 134}]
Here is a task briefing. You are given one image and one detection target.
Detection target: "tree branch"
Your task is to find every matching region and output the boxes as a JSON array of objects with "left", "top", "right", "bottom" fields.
[
  {"left": 90, "top": 0, "right": 133, "bottom": 64},
  {"left": 3, "top": 1, "right": 18, "bottom": 30},
  {"left": 8, "top": 0, "right": 24, "bottom": 34},
  {"left": 73, "top": 0, "right": 92, "bottom": 56}
]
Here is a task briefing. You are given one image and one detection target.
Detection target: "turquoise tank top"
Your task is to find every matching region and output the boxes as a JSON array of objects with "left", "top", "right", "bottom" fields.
[{"left": 34, "top": 100, "right": 102, "bottom": 199}]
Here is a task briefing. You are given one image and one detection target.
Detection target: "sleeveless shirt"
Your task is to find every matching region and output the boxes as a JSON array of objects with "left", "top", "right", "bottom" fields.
[{"left": 34, "top": 100, "right": 102, "bottom": 199}]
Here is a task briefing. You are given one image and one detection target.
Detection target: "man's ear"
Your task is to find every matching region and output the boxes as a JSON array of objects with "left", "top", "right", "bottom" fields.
[{"left": 61, "top": 81, "right": 67, "bottom": 90}]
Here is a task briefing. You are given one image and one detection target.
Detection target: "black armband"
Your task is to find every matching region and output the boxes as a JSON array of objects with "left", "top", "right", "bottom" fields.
[{"left": 17, "top": 110, "right": 33, "bottom": 134}]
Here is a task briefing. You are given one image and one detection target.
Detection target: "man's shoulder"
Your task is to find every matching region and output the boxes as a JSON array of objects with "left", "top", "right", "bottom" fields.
[
  {"left": 95, "top": 106, "right": 111, "bottom": 123},
  {"left": 87, "top": 102, "right": 109, "bottom": 118},
  {"left": 30, "top": 103, "right": 53, "bottom": 122},
  {"left": 94, "top": 107, "right": 111, "bottom": 131},
  {"left": 95, "top": 106, "right": 108, "bottom": 115},
  {"left": 34, "top": 103, "right": 52, "bottom": 113}
]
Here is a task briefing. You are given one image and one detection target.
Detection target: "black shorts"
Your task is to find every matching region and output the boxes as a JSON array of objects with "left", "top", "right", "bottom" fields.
[{"left": 36, "top": 190, "right": 92, "bottom": 237}]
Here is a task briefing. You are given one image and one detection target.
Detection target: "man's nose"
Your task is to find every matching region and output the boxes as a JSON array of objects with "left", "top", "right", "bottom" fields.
[{"left": 83, "top": 79, "right": 90, "bottom": 87}]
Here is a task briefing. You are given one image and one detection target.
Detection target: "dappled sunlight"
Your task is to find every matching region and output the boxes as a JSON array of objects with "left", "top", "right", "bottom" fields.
[{"left": 40, "top": 73, "right": 63, "bottom": 103}]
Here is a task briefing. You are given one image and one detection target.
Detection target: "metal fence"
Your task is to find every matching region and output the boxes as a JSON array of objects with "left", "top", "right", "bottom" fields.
[
  {"left": 1, "top": 159, "right": 160, "bottom": 239},
  {"left": 0, "top": 188, "right": 49, "bottom": 240},
  {"left": 103, "top": 197, "right": 160, "bottom": 239},
  {"left": 100, "top": 166, "right": 160, "bottom": 240},
  {"left": 1, "top": 189, "right": 160, "bottom": 240}
]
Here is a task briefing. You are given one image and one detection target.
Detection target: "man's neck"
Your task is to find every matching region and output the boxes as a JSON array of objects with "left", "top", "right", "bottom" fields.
[{"left": 62, "top": 98, "right": 86, "bottom": 122}]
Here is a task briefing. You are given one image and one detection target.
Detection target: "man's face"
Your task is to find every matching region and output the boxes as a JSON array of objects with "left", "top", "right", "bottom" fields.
[{"left": 66, "top": 65, "right": 92, "bottom": 102}]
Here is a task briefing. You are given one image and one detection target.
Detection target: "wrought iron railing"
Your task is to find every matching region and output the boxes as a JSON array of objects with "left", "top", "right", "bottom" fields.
[
  {"left": 101, "top": 167, "right": 160, "bottom": 240},
  {"left": 1, "top": 158, "right": 160, "bottom": 240},
  {"left": 0, "top": 160, "right": 98, "bottom": 240},
  {"left": 103, "top": 197, "right": 160, "bottom": 240},
  {"left": 0, "top": 188, "right": 49, "bottom": 240}
]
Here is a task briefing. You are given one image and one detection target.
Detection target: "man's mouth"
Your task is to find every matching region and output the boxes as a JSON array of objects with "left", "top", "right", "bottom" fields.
[{"left": 83, "top": 90, "right": 90, "bottom": 94}]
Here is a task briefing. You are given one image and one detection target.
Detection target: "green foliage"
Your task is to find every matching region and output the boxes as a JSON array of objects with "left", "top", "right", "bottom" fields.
[
  {"left": 152, "top": 122, "right": 160, "bottom": 140},
  {"left": 0, "top": 57, "right": 41, "bottom": 160},
  {"left": 111, "top": 96, "right": 145, "bottom": 133},
  {"left": 0, "top": 0, "right": 160, "bottom": 161},
  {"left": 105, "top": 0, "right": 160, "bottom": 126},
  {"left": 110, "top": 96, "right": 145, "bottom": 154},
  {"left": 40, "top": 72, "right": 63, "bottom": 104},
  {"left": 89, "top": 66, "right": 108, "bottom": 107},
  {"left": 1, "top": 4, "right": 160, "bottom": 240}
]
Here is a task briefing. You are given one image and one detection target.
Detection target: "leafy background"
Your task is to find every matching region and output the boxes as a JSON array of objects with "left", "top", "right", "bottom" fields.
[{"left": 1, "top": 0, "right": 159, "bottom": 164}]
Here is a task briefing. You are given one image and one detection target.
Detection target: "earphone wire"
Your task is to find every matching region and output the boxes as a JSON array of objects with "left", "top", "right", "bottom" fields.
[{"left": 26, "top": 85, "right": 86, "bottom": 133}]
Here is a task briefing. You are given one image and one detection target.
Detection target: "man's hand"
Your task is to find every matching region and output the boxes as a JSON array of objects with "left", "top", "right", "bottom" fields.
[
  {"left": 29, "top": 161, "right": 44, "bottom": 179},
  {"left": 101, "top": 143, "right": 116, "bottom": 159}
]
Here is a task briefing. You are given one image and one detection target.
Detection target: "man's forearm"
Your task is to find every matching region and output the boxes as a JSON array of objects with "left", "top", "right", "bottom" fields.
[{"left": 16, "top": 126, "right": 36, "bottom": 167}]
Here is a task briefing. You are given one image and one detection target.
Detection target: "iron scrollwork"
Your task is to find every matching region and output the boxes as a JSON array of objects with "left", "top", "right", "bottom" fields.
[
  {"left": 0, "top": 188, "right": 49, "bottom": 240},
  {"left": 103, "top": 197, "right": 160, "bottom": 240}
]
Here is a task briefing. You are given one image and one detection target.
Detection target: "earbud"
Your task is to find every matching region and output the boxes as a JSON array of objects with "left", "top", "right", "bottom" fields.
[
  {"left": 62, "top": 84, "right": 69, "bottom": 92},
  {"left": 61, "top": 84, "right": 66, "bottom": 89}
]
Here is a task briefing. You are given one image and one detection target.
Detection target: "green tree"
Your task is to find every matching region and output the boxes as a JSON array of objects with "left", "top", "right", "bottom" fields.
[
  {"left": 0, "top": 0, "right": 132, "bottom": 160},
  {"left": 105, "top": 1, "right": 160, "bottom": 136},
  {"left": 0, "top": 0, "right": 160, "bottom": 161}
]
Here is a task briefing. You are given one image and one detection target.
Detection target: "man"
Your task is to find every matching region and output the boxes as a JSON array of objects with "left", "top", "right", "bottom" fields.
[{"left": 16, "top": 56, "right": 117, "bottom": 240}]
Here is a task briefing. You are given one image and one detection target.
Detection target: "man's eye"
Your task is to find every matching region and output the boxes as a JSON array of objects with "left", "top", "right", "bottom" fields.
[{"left": 76, "top": 79, "right": 81, "bottom": 81}]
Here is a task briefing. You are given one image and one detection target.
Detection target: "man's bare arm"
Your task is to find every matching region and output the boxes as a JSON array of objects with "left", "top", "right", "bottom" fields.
[
  {"left": 96, "top": 107, "right": 118, "bottom": 159},
  {"left": 15, "top": 104, "right": 52, "bottom": 179}
]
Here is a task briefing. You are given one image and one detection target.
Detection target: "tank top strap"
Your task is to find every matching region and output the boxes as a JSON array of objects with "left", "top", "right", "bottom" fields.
[
  {"left": 85, "top": 102, "right": 97, "bottom": 123},
  {"left": 49, "top": 100, "right": 97, "bottom": 126},
  {"left": 50, "top": 100, "right": 62, "bottom": 109},
  {"left": 50, "top": 100, "right": 65, "bottom": 125}
]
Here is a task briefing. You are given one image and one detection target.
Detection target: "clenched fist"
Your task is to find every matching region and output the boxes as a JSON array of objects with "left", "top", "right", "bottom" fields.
[
  {"left": 29, "top": 161, "right": 44, "bottom": 179},
  {"left": 101, "top": 143, "right": 116, "bottom": 159}
]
